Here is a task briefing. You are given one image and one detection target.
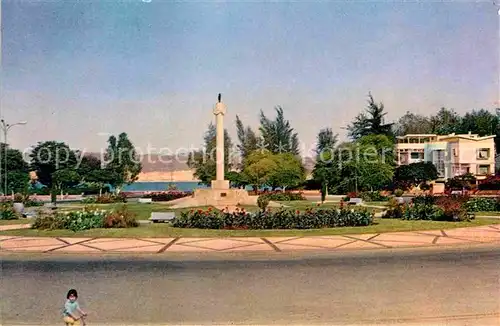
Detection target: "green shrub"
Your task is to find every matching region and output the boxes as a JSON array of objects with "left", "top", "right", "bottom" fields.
[
  {"left": 103, "top": 205, "right": 139, "bottom": 228},
  {"left": 464, "top": 197, "right": 496, "bottom": 212},
  {"left": 172, "top": 207, "right": 373, "bottom": 229},
  {"left": 31, "top": 212, "right": 66, "bottom": 229},
  {"left": 382, "top": 198, "right": 404, "bottom": 219},
  {"left": 360, "top": 191, "right": 388, "bottom": 202},
  {"left": 399, "top": 196, "right": 471, "bottom": 222},
  {"left": 82, "top": 193, "right": 127, "bottom": 204},
  {"left": 0, "top": 195, "right": 43, "bottom": 207},
  {"left": 259, "top": 191, "right": 306, "bottom": 201},
  {"left": 394, "top": 189, "right": 404, "bottom": 197},
  {"left": 402, "top": 203, "right": 443, "bottom": 221},
  {"left": 412, "top": 195, "right": 437, "bottom": 206},
  {"left": 257, "top": 195, "right": 270, "bottom": 211},
  {"left": 13, "top": 193, "right": 24, "bottom": 202},
  {"left": 81, "top": 197, "right": 97, "bottom": 204},
  {"left": 435, "top": 196, "right": 470, "bottom": 221},
  {"left": 0, "top": 203, "right": 18, "bottom": 220}
]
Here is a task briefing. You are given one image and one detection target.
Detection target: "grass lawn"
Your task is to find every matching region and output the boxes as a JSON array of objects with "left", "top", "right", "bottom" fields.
[
  {"left": 0, "top": 219, "right": 32, "bottom": 225},
  {"left": 364, "top": 201, "right": 390, "bottom": 207},
  {"left": 474, "top": 211, "right": 500, "bottom": 216},
  {"left": 1, "top": 217, "right": 498, "bottom": 238}
]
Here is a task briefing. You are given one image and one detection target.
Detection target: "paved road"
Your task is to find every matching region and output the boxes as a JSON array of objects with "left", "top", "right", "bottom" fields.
[{"left": 1, "top": 247, "right": 499, "bottom": 325}]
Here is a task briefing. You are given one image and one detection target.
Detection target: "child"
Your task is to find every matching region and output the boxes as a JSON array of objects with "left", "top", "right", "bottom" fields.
[{"left": 63, "top": 289, "right": 87, "bottom": 325}]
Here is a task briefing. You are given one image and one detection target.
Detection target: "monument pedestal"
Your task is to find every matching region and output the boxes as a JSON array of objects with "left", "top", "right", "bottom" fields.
[
  {"left": 211, "top": 180, "right": 230, "bottom": 190},
  {"left": 169, "top": 186, "right": 257, "bottom": 209}
]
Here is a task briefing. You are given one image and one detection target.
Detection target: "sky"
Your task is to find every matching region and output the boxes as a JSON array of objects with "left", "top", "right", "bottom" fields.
[{"left": 1, "top": 0, "right": 498, "bottom": 157}]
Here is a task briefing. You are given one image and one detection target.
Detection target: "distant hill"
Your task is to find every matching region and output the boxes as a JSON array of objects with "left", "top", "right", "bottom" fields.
[{"left": 85, "top": 152, "right": 315, "bottom": 172}]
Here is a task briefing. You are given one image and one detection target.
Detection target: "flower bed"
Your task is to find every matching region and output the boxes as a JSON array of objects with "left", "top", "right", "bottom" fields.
[
  {"left": 81, "top": 193, "right": 127, "bottom": 204},
  {"left": 141, "top": 191, "right": 192, "bottom": 202},
  {"left": 171, "top": 207, "right": 373, "bottom": 230},
  {"left": 32, "top": 205, "right": 138, "bottom": 231},
  {"left": 383, "top": 195, "right": 473, "bottom": 221}
]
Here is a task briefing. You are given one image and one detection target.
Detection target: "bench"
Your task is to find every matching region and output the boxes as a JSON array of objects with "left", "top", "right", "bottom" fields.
[
  {"left": 22, "top": 211, "right": 37, "bottom": 219},
  {"left": 138, "top": 198, "right": 152, "bottom": 204},
  {"left": 149, "top": 212, "right": 176, "bottom": 223},
  {"left": 396, "top": 197, "right": 413, "bottom": 204},
  {"left": 348, "top": 198, "right": 363, "bottom": 205},
  {"left": 466, "top": 212, "right": 475, "bottom": 220}
]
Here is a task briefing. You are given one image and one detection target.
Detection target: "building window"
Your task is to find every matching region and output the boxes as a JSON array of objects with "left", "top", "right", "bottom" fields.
[
  {"left": 478, "top": 165, "right": 490, "bottom": 175},
  {"left": 410, "top": 152, "right": 423, "bottom": 160},
  {"left": 453, "top": 149, "right": 457, "bottom": 157},
  {"left": 477, "top": 148, "right": 490, "bottom": 160},
  {"left": 433, "top": 150, "right": 445, "bottom": 177}
]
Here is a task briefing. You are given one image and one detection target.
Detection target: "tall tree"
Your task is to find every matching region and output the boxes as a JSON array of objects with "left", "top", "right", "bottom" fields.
[
  {"left": 312, "top": 128, "right": 339, "bottom": 197},
  {"left": 347, "top": 93, "right": 394, "bottom": 140},
  {"left": 104, "top": 133, "right": 142, "bottom": 193},
  {"left": 459, "top": 109, "right": 498, "bottom": 136},
  {"left": 235, "top": 115, "right": 259, "bottom": 161},
  {"left": 76, "top": 154, "right": 102, "bottom": 183},
  {"left": 241, "top": 151, "right": 277, "bottom": 191},
  {"left": 187, "top": 123, "right": 233, "bottom": 186},
  {"left": 259, "top": 106, "right": 300, "bottom": 155},
  {"left": 394, "top": 111, "right": 433, "bottom": 136},
  {"left": 29, "top": 141, "right": 77, "bottom": 188},
  {"left": 52, "top": 168, "right": 80, "bottom": 192},
  {"left": 336, "top": 136, "right": 394, "bottom": 193},
  {"left": 394, "top": 162, "right": 438, "bottom": 189},
  {"left": 430, "top": 107, "right": 461, "bottom": 135},
  {"left": 267, "top": 153, "right": 306, "bottom": 190},
  {"left": 0, "top": 143, "right": 30, "bottom": 194}
]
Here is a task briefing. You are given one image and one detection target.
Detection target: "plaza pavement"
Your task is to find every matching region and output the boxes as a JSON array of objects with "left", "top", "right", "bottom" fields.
[{"left": 1, "top": 223, "right": 500, "bottom": 254}]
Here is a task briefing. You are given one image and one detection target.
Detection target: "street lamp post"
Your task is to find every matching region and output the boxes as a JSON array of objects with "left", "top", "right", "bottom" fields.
[{"left": 0, "top": 120, "right": 27, "bottom": 195}]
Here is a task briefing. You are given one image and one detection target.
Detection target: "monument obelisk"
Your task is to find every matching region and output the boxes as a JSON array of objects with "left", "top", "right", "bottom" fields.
[
  {"left": 211, "top": 93, "right": 230, "bottom": 190},
  {"left": 170, "top": 93, "right": 262, "bottom": 209}
]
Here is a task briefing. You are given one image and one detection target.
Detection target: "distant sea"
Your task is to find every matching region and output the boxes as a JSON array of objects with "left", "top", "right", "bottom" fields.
[{"left": 122, "top": 181, "right": 208, "bottom": 192}]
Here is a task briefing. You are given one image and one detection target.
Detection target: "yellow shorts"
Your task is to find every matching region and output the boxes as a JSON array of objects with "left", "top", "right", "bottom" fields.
[{"left": 63, "top": 316, "right": 80, "bottom": 325}]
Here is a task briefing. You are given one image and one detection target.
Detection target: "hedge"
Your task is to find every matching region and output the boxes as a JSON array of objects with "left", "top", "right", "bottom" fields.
[
  {"left": 141, "top": 191, "right": 192, "bottom": 202},
  {"left": 172, "top": 207, "right": 373, "bottom": 229}
]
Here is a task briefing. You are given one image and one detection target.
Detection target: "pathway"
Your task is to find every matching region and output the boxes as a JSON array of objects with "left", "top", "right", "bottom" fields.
[{"left": 1, "top": 224, "right": 499, "bottom": 254}]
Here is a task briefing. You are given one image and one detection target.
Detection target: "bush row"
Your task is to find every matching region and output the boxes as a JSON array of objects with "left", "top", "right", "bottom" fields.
[
  {"left": 172, "top": 207, "right": 373, "bottom": 230},
  {"left": 31, "top": 205, "right": 138, "bottom": 231},
  {"left": 383, "top": 196, "right": 473, "bottom": 222},
  {"left": 0, "top": 193, "right": 44, "bottom": 207},
  {"left": 141, "top": 191, "right": 192, "bottom": 202},
  {"left": 81, "top": 193, "right": 127, "bottom": 204},
  {"left": 28, "top": 186, "right": 111, "bottom": 196},
  {"left": 249, "top": 191, "right": 306, "bottom": 201}
]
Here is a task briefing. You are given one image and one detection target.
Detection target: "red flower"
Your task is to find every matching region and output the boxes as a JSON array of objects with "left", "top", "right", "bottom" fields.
[{"left": 296, "top": 210, "right": 300, "bottom": 214}]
